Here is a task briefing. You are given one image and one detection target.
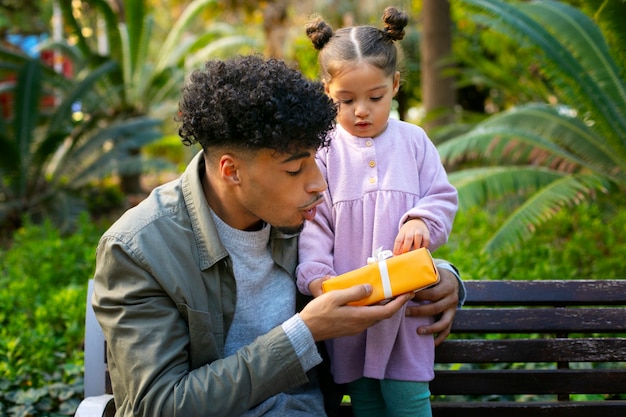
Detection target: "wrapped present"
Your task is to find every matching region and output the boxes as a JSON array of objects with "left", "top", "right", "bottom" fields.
[{"left": 322, "top": 247, "right": 440, "bottom": 306}]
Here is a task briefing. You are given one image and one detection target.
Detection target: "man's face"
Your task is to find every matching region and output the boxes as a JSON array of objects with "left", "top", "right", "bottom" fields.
[{"left": 233, "top": 148, "right": 327, "bottom": 234}]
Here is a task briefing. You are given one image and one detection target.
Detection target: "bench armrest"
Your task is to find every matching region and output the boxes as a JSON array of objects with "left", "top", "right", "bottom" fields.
[{"left": 75, "top": 394, "right": 115, "bottom": 417}]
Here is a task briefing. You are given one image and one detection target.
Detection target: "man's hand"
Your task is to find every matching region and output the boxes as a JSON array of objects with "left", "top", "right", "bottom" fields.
[
  {"left": 299, "top": 284, "right": 411, "bottom": 342},
  {"left": 406, "top": 267, "right": 459, "bottom": 345}
]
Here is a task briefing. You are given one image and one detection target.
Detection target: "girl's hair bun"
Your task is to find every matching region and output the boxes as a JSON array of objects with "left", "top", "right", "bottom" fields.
[
  {"left": 382, "top": 7, "right": 408, "bottom": 41},
  {"left": 306, "top": 16, "right": 334, "bottom": 50}
]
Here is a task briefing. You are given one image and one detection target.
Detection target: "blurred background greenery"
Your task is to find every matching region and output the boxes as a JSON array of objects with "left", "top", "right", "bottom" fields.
[{"left": 1, "top": 0, "right": 624, "bottom": 415}]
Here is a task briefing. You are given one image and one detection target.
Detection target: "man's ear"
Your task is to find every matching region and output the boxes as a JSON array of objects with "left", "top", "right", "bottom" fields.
[{"left": 219, "top": 154, "right": 240, "bottom": 184}]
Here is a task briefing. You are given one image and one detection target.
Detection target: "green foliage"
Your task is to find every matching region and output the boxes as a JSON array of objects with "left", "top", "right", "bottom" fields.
[
  {"left": 435, "top": 192, "right": 626, "bottom": 280},
  {"left": 55, "top": 0, "right": 257, "bottom": 118},
  {"left": 439, "top": 0, "right": 626, "bottom": 253},
  {"left": 0, "top": 364, "right": 83, "bottom": 417},
  {"left": 0, "top": 47, "right": 165, "bottom": 234},
  {"left": 0, "top": 214, "right": 104, "bottom": 410}
]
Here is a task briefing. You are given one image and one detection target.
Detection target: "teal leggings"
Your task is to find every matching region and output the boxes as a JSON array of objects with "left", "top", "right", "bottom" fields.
[{"left": 346, "top": 377, "right": 432, "bottom": 417}]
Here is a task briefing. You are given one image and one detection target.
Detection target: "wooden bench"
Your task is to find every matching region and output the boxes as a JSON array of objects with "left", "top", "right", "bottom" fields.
[{"left": 77, "top": 280, "right": 626, "bottom": 416}]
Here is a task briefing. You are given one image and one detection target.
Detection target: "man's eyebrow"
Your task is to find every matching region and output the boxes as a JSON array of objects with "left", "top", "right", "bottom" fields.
[{"left": 281, "top": 151, "right": 312, "bottom": 163}]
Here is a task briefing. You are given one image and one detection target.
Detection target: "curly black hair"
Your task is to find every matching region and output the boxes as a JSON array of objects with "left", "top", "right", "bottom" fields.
[{"left": 177, "top": 55, "right": 337, "bottom": 154}]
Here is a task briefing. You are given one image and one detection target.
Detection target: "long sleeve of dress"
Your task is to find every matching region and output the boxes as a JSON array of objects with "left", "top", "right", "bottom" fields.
[
  {"left": 398, "top": 130, "right": 458, "bottom": 251},
  {"left": 296, "top": 157, "right": 337, "bottom": 295}
]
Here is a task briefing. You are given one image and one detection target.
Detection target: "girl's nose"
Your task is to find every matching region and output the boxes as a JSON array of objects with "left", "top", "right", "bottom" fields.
[{"left": 355, "top": 102, "right": 368, "bottom": 118}]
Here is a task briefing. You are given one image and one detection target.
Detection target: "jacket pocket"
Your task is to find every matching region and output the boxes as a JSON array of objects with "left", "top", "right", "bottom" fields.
[{"left": 177, "top": 303, "right": 224, "bottom": 369}]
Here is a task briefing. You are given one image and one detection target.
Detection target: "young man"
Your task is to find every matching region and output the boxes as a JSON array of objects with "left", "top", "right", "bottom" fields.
[{"left": 92, "top": 55, "right": 463, "bottom": 416}]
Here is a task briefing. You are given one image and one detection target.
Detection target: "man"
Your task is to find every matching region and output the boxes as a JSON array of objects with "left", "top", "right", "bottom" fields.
[{"left": 92, "top": 55, "right": 463, "bottom": 416}]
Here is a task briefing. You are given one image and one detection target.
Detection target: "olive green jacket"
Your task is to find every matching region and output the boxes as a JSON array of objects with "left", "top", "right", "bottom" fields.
[{"left": 93, "top": 152, "right": 311, "bottom": 416}]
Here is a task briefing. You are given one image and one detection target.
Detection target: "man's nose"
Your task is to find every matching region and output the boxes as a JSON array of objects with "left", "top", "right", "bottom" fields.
[{"left": 309, "top": 165, "right": 328, "bottom": 193}]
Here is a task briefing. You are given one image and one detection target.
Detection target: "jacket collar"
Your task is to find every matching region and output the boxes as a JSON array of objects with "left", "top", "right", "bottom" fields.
[{"left": 181, "top": 151, "right": 299, "bottom": 273}]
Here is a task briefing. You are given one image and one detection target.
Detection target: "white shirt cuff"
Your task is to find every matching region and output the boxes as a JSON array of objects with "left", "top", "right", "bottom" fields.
[{"left": 281, "top": 314, "right": 322, "bottom": 372}]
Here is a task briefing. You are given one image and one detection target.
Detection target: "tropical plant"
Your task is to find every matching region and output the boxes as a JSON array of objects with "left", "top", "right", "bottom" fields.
[
  {"left": 54, "top": 0, "right": 258, "bottom": 192},
  {"left": 0, "top": 46, "right": 163, "bottom": 232},
  {"left": 439, "top": 0, "right": 626, "bottom": 253}
]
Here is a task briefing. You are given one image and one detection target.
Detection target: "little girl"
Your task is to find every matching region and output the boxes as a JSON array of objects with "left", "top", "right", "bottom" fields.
[{"left": 296, "top": 7, "right": 458, "bottom": 417}]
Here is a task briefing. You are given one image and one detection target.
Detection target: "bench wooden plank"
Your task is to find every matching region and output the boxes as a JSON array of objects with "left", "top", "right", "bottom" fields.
[
  {"left": 462, "top": 280, "right": 626, "bottom": 305},
  {"left": 431, "top": 400, "right": 626, "bottom": 417},
  {"left": 436, "top": 338, "right": 626, "bottom": 362},
  {"left": 451, "top": 307, "right": 626, "bottom": 333},
  {"left": 431, "top": 369, "right": 626, "bottom": 395}
]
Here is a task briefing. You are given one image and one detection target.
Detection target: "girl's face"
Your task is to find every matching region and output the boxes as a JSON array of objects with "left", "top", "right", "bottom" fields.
[{"left": 325, "top": 63, "right": 400, "bottom": 138}]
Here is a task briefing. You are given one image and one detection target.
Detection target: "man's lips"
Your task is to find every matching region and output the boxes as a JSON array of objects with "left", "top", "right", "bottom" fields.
[
  {"left": 303, "top": 206, "right": 317, "bottom": 221},
  {"left": 302, "top": 196, "right": 324, "bottom": 221}
]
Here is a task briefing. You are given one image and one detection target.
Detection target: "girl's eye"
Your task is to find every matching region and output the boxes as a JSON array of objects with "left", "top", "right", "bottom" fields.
[
  {"left": 371, "top": 96, "right": 383, "bottom": 101},
  {"left": 286, "top": 168, "right": 302, "bottom": 176},
  {"left": 339, "top": 99, "right": 353, "bottom": 104}
]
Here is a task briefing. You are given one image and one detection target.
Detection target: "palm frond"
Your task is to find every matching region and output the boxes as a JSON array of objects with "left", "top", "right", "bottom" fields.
[
  {"left": 448, "top": 166, "right": 566, "bottom": 210},
  {"left": 461, "top": 0, "right": 626, "bottom": 156},
  {"left": 520, "top": 1, "right": 626, "bottom": 144},
  {"left": 49, "top": 117, "right": 164, "bottom": 187},
  {"left": 13, "top": 59, "right": 42, "bottom": 196},
  {"left": 185, "top": 36, "right": 259, "bottom": 69},
  {"left": 47, "top": 60, "right": 119, "bottom": 138},
  {"left": 123, "top": 0, "right": 146, "bottom": 75},
  {"left": 484, "top": 172, "right": 610, "bottom": 252},
  {"left": 128, "top": 15, "right": 155, "bottom": 106},
  {"left": 0, "top": 45, "right": 32, "bottom": 76},
  {"left": 29, "top": 60, "right": 121, "bottom": 183},
  {"left": 156, "top": 0, "right": 218, "bottom": 73},
  {"left": 440, "top": 103, "right": 624, "bottom": 184},
  {"left": 579, "top": 0, "right": 626, "bottom": 70},
  {"left": 163, "top": 23, "right": 239, "bottom": 69}
]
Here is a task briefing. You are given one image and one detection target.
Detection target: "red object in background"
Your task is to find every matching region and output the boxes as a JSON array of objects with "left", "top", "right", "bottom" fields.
[
  {"left": 0, "top": 73, "right": 16, "bottom": 120},
  {"left": 0, "top": 44, "right": 74, "bottom": 120},
  {"left": 39, "top": 49, "right": 74, "bottom": 109}
]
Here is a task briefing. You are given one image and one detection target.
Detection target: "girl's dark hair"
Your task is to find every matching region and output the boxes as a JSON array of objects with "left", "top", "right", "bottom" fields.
[
  {"left": 306, "top": 7, "right": 408, "bottom": 83},
  {"left": 177, "top": 55, "right": 336, "bottom": 154}
]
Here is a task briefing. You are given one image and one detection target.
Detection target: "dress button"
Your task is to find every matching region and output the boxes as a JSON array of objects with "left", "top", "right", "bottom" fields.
[
  {"left": 369, "top": 160, "right": 376, "bottom": 168},
  {"left": 369, "top": 177, "right": 376, "bottom": 184},
  {"left": 366, "top": 140, "right": 373, "bottom": 147}
]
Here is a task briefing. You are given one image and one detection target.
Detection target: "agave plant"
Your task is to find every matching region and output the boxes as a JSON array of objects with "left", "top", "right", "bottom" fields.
[
  {"left": 53, "top": 0, "right": 258, "bottom": 192},
  {"left": 0, "top": 48, "right": 163, "bottom": 232},
  {"left": 439, "top": 0, "right": 626, "bottom": 253},
  {"left": 58, "top": 0, "right": 256, "bottom": 110}
]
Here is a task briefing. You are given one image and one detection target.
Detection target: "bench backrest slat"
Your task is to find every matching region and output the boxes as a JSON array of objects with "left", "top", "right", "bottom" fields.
[
  {"left": 462, "top": 280, "right": 626, "bottom": 305},
  {"left": 432, "top": 369, "right": 626, "bottom": 395},
  {"left": 431, "top": 401, "right": 626, "bottom": 417},
  {"left": 451, "top": 307, "right": 626, "bottom": 333},
  {"left": 436, "top": 338, "right": 626, "bottom": 362}
]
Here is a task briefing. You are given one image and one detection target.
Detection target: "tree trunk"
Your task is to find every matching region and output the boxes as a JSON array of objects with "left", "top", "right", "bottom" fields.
[
  {"left": 420, "top": 0, "right": 456, "bottom": 138},
  {"left": 263, "top": 1, "right": 288, "bottom": 59}
]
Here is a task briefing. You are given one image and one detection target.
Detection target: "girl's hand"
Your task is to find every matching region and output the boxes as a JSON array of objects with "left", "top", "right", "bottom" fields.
[
  {"left": 393, "top": 218, "right": 430, "bottom": 255},
  {"left": 309, "top": 275, "right": 332, "bottom": 297}
]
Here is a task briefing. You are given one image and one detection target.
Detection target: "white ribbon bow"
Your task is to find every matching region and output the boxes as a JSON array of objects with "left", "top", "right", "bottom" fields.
[{"left": 367, "top": 247, "right": 394, "bottom": 299}]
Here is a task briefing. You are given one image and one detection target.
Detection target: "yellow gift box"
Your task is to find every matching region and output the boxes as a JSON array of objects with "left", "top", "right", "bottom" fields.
[{"left": 322, "top": 247, "right": 440, "bottom": 306}]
